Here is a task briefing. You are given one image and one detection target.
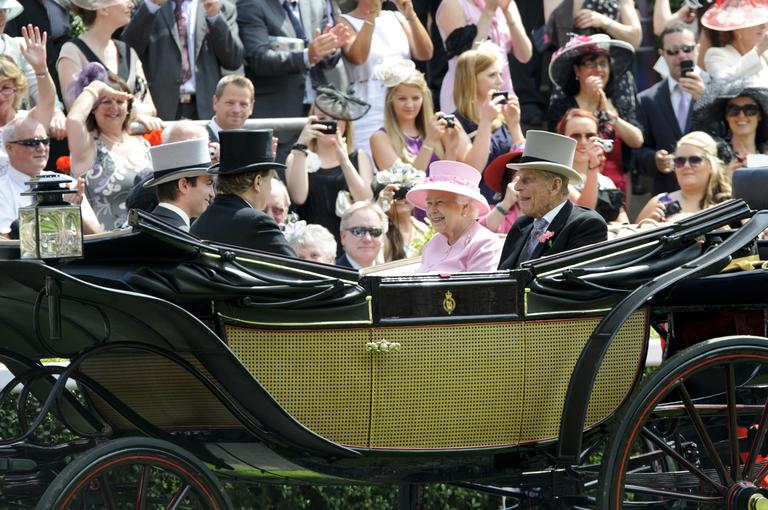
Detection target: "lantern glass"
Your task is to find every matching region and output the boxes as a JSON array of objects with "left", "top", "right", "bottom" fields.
[{"left": 19, "top": 203, "right": 83, "bottom": 260}]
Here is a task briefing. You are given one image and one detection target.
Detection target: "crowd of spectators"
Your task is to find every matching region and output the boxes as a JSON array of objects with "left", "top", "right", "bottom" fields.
[{"left": 0, "top": 0, "right": 767, "bottom": 274}]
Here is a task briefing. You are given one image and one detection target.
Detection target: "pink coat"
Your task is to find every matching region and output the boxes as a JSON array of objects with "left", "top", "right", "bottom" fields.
[{"left": 417, "top": 221, "right": 502, "bottom": 274}]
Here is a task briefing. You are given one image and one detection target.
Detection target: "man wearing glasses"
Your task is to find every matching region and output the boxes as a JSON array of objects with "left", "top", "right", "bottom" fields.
[
  {"left": 336, "top": 201, "right": 387, "bottom": 270},
  {"left": 0, "top": 115, "right": 99, "bottom": 235},
  {"left": 635, "top": 22, "right": 709, "bottom": 195}
]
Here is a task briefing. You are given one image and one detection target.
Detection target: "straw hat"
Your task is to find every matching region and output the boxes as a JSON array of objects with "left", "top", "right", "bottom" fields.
[
  {"left": 701, "top": 0, "right": 768, "bottom": 31},
  {"left": 0, "top": 0, "right": 23, "bottom": 22},
  {"left": 144, "top": 139, "right": 213, "bottom": 188},
  {"left": 506, "top": 131, "right": 583, "bottom": 185},
  {"left": 406, "top": 161, "right": 490, "bottom": 215},
  {"left": 548, "top": 34, "right": 635, "bottom": 90}
]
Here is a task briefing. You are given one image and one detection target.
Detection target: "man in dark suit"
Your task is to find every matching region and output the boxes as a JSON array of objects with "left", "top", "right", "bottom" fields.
[
  {"left": 237, "top": 0, "right": 348, "bottom": 131},
  {"left": 206, "top": 74, "right": 254, "bottom": 143},
  {"left": 498, "top": 131, "right": 607, "bottom": 270},
  {"left": 122, "top": 0, "right": 243, "bottom": 121},
  {"left": 144, "top": 138, "right": 215, "bottom": 231},
  {"left": 191, "top": 130, "right": 295, "bottom": 256},
  {"left": 635, "top": 22, "right": 708, "bottom": 195}
]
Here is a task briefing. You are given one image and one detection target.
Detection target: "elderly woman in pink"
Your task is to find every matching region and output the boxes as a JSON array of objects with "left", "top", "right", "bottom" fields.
[{"left": 407, "top": 160, "right": 502, "bottom": 273}]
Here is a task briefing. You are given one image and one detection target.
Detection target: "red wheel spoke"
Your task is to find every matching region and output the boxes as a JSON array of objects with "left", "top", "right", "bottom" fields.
[
  {"left": 624, "top": 484, "right": 721, "bottom": 505},
  {"left": 99, "top": 474, "right": 116, "bottom": 510},
  {"left": 726, "top": 363, "right": 741, "bottom": 481},
  {"left": 166, "top": 483, "right": 192, "bottom": 510},
  {"left": 640, "top": 426, "right": 725, "bottom": 493},
  {"left": 677, "top": 381, "right": 732, "bottom": 484},
  {"left": 135, "top": 464, "right": 149, "bottom": 510},
  {"left": 744, "top": 387, "right": 768, "bottom": 480}
]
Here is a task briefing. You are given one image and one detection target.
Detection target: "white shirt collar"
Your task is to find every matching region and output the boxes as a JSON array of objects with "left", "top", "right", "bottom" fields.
[
  {"left": 540, "top": 199, "right": 568, "bottom": 226},
  {"left": 208, "top": 117, "right": 222, "bottom": 139},
  {"left": 157, "top": 202, "right": 191, "bottom": 229}
]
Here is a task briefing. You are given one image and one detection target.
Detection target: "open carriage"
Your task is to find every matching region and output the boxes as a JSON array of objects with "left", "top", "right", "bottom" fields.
[{"left": 3, "top": 197, "right": 768, "bottom": 509}]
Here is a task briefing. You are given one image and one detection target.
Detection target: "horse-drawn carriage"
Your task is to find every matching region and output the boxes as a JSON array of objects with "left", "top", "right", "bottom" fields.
[{"left": 2, "top": 197, "right": 768, "bottom": 508}]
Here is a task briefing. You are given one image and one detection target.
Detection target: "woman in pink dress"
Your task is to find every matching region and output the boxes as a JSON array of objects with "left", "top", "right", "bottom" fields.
[
  {"left": 435, "top": 0, "right": 531, "bottom": 112},
  {"left": 406, "top": 160, "right": 501, "bottom": 273}
]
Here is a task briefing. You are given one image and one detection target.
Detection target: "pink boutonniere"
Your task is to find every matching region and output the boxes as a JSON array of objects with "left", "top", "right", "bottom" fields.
[{"left": 537, "top": 230, "right": 554, "bottom": 247}]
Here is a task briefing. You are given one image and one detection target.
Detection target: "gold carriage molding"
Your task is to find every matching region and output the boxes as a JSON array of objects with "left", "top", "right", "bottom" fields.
[{"left": 361, "top": 271, "right": 528, "bottom": 323}]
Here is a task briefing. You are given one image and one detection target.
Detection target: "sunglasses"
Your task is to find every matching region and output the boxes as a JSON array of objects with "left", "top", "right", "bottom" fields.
[
  {"left": 673, "top": 155, "right": 705, "bottom": 168},
  {"left": 346, "top": 226, "right": 383, "bottom": 239},
  {"left": 664, "top": 44, "right": 695, "bottom": 56},
  {"left": 569, "top": 132, "right": 597, "bottom": 142},
  {"left": 8, "top": 137, "right": 50, "bottom": 147},
  {"left": 725, "top": 103, "right": 761, "bottom": 117}
]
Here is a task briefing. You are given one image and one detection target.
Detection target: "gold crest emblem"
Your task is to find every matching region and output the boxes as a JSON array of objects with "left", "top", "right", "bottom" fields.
[{"left": 443, "top": 291, "right": 456, "bottom": 315}]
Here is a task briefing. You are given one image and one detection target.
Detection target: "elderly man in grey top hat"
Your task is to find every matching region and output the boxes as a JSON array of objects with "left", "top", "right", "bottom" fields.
[
  {"left": 498, "top": 131, "right": 608, "bottom": 270},
  {"left": 143, "top": 138, "right": 215, "bottom": 231}
]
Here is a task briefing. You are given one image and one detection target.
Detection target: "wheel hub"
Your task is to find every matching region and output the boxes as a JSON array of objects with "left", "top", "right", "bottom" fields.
[{"left": 728, "top": 481, "right": 768, "bottom": 510}]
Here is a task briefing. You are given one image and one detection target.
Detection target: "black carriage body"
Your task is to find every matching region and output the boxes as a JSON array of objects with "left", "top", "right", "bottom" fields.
[{"left": 0, "top": 202, "right": 767, "bottom": 494}]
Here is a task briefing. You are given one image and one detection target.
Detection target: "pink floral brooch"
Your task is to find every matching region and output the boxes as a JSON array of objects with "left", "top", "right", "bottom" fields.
[{"left": 537, "top": 230, "right": 554, "bottom": 246}]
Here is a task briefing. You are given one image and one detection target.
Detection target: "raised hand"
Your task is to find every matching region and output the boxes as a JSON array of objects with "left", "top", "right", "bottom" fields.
[
  {"left": 308, "top": 28, "right": 338, "bottom": 65},
  {"left": 20, "top": 25, "right": 48, "bottom": 74}
]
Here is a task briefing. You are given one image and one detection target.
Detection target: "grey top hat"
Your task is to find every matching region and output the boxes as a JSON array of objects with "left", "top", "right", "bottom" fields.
[
  {"left": 144, "top": 139, "right": 213, "bottom": 188},
  {"left": 506, "top": 130, "right": 583, "bottom": 185}
]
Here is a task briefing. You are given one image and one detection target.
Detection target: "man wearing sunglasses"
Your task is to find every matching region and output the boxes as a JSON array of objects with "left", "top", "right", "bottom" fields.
[
  {"left": 635, "top": 22, "right": 709, "bottom": 195},
  {"left": 336, "top": 201, "right": 387, "bottom": 270},
  {"left": 0, "top": 115, "right": 100, "bottom": 235}
]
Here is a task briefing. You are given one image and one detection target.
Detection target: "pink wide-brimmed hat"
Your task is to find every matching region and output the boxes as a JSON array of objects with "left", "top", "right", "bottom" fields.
[
  {"left": 701, "top": 0, "right": 768, "bottom": 31},
  {"left": 406, "top": 161, "right": 490, "bottom": 215}
]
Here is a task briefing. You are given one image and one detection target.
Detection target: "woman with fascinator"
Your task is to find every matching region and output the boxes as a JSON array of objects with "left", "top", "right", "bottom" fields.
[
  {"left": 57, "top": 0, "right": 161, "bottom": 131},
  {"left": 285, "top": 87, "right": 374, "bottom": 249},
  {"left": 692, "top": 79, "right": 768, "bottom": 176},
  {"left": 66, "top": 63, "right": 152, "bottom": 230},
  {"left": 547, "top": 33, "right": 643, "bottom": 198},
  {"left": 339, "top": 0, "right": 433, "bottom": 154},
  {"left": 369, "top": 59, "right": 467, "bottom": 173}
]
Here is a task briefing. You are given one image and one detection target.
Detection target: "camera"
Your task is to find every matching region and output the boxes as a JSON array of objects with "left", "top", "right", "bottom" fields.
[
  {"left": 663, "top": 199, "right": 682, "bottom": 216},
  {"left": 442, "top": 113, "right": 456, "bottom": 128},
  {"left": 317, "top": 120, "right": 337, "bottom": 134},
  {"left": 393, "top": 183, "right": 414, "bottom": 200},
  {"left": 595, "top": 138, "right": 614, "bottom": 153},
  {"left": 492, "top": 91, "right": 509, "bottom": 104},
  {"left": 680, "top": 59, "right": 694, "bottom": 78}
]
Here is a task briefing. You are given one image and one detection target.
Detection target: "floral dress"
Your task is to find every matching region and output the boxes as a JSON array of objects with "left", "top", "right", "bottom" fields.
[{"left": 85, "top": 138, "right": 151, "bottom": 231}]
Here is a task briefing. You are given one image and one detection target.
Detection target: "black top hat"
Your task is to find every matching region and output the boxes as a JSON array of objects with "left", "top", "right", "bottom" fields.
[{"left": 209, "top": 129, "right": 286, "bottom": 175}]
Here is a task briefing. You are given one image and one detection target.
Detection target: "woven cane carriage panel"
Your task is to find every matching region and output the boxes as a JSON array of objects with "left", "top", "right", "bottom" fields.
[
  {"left": 520, "top": 310, "right": 647, "bottom": 442},
  {"left": 80, "top": 353, "right": 240, "bottom": 430},
  {"left": 369, "top": 322, "right": 524, "bottom": 449},
  {"left": 226, "top": 325, "right": 371, "bottom": 447}
]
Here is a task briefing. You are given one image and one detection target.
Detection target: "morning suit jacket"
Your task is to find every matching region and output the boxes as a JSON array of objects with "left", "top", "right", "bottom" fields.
[
  {"left": 150, "top": 204, "right": 187, "bottom": 230},
  {"left": 190, "top": 194, "right": 296, "bottom": 256},
  {"left": 122, "top": 0, "right": 243, "bottom": 120},
  {"left": 634, "top": 78, "right": 694, "bottom": 195},
  {"left": 498, "top": 201, "right": 608, "bottom": 270},
  {"left": 238, "top": 0, "right": 345, "bottom": 119}
]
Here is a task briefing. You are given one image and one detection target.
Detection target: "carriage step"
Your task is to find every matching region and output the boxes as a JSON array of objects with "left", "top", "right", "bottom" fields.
[{"left": 0, "top": 457, "right": 37, "bottom": 472}]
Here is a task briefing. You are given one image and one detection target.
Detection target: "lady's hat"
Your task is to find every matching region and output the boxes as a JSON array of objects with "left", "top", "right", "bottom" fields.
[
  {"left": 548, "top": 33, "right": 634, "bottom": 89},
  {"left": 373, "top": 58, "right": 419, "bottom": 88},
  {"left": 209, "top": 129, "right": 286, "bottom": 175},
  {"left": 692, "top": 79, "right": 768, "bottom": 141},
  {"left": 0, "top": 0, "right": 24, "bottom": 22},
  {"left": 701, "top": 0, "right": 768, "bottom": 31},
  {"left": 314, "top": 86, "right": 371, "bottom": 121},
  {"left": 506, "top": 130, "right": 583, "bottom": 185},
  {"left": 483, "top": 150, "right": 524, "bottom": 194},
  {"left": 143, "top": 139, "right": 212, "bottom": 188},
  {"left": 70, "top": 0, "right": 125, "bottom": 10},
  {"left": 406, "top": 161, "right": 490, "bottom": 215}
]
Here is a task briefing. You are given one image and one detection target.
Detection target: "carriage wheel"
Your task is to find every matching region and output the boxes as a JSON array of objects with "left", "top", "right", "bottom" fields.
[
  {"left": 36, "top": 437, "right": 232, "bottom": 510},
  {"left": 598, "top": 336, "right": 768, "bottom": 509}
]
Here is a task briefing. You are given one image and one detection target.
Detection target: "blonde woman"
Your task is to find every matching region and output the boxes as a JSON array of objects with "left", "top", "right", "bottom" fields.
[
  {"left": 452, "top": 48, "right": 524, "bottom": 202},
  {"left": 636, "top": 131, "right": 731, "bottom": 224},
  {"left": 285, "top": 90, "right": 374, "bottom": 248},
  {"left": 369, "top": 59, "right": 466, "bottom": 172}
]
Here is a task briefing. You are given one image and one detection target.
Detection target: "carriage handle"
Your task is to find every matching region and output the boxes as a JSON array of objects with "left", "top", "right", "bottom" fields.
[{"left": 557, "top": 210, "right": 768, "bottom": 464}]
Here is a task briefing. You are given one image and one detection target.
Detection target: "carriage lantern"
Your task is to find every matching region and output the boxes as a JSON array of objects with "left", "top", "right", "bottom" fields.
[{"left": 18, "top": 174, "right": 83, "bottom": 260}]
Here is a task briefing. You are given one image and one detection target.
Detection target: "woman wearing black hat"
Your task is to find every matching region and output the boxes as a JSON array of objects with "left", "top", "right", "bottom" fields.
[
  {"left": 692, "top": 80, "right": 768, "bottom": 177},
  {"left": 285, "top": 87, "right": 374, "bottom": 249}
]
